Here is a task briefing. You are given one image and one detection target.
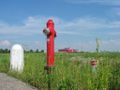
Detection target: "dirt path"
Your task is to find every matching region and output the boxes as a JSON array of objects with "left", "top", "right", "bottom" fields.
[{"left": 0, "top": 73, "right": 37, "bottom": 90}]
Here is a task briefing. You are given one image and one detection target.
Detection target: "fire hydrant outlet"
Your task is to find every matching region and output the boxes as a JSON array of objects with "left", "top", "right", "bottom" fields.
[{"left": 43, "top": 28, "right": 50, "bottom": 36}]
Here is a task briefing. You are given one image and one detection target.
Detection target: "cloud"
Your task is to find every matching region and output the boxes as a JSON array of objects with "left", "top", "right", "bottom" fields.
[
  {"left": 65, "top": 0, "right": 120, "bottom": 5},
  {"left": 56, "top": 17, "right": 120, "bottom": 37},
  {"left": 0, "top": 40, "right": 11, "bottom": 47},
  {"left": 0, "top": 16, "right": 57, "bottom": 36},
  {"left": 0, "top": 16, "right": 120, "bottom": 51},
  {"left": 21, "top": 41, "right": 42, "bottom": 50},
  {"left": 101, "top": 39, "right": 120, "bottom": 51},
  {"left": 72, "top": 39, "right": 120, "bottom": 51},
  {"left": 0, "top": 17, "right": 43, "bottom": 35},
  {"left": 0, "top": 16, "right": 120, "bottom": 42},
  {"left": 102, "top": 39, "right": 120, "bottom": 45},
  {"left": 0, "top": 16, "right": 120, "bottom": 36},
  {"left": 0, "top": 16, "right": 71, "bottom": 36}
]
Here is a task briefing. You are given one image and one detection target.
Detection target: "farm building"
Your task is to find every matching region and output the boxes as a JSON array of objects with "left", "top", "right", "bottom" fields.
[{"left": 58, "top": 48, "right": 78, "bottom": 53}]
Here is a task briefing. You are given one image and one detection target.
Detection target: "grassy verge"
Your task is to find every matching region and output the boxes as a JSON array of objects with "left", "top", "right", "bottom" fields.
[{"left": 0, "top": 52, "right": 120, "bottom": 90}]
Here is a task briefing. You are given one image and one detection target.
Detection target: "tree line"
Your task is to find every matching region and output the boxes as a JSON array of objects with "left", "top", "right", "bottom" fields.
[{"left": 0, "top": 48, "right": 44, "bottom": 53}]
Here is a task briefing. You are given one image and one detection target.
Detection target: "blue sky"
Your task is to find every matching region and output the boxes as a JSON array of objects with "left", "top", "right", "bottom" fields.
[{"left": 0, "top": 0, "right": 120, "bottom": 51}]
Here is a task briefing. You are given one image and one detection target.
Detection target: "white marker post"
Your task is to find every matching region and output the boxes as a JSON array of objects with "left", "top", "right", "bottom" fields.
[{"left": 10, "top": 44, "right": 24, "bottom": 72}]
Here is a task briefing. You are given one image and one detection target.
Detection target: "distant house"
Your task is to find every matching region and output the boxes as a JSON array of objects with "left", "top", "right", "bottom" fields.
[{"left": 58, "top": 48, "right": 78, "bottom": 53}]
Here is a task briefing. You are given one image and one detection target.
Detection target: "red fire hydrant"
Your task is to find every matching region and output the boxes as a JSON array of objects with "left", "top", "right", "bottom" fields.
[{"left": 43, "top": 19, "right": 56, "bottom": 68}]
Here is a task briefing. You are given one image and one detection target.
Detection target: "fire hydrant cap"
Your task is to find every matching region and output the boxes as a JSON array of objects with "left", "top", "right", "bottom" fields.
[{"left": 47, "top": 19, "right": 54, "bottom": 26}]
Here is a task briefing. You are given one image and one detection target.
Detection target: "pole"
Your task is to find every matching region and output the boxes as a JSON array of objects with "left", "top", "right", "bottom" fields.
[
  {"left": 44, "top": 66, "right": 52, "bottom": 90},
  {"left": 47, "top": 67, "right": 51, "bottom": 90}
]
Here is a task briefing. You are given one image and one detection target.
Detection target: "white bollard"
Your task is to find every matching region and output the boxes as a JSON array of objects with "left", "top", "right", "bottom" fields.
[{"left": 10, "top": 44, "right": 24, "bottom": 72}]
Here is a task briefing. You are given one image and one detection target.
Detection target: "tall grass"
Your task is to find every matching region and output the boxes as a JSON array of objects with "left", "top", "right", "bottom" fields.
[
  {"left": 0, "top": 52, "right": 120, "bottom": 90},
  {"left": 0, "top": 53, "right": 9, "bottom": 72}
]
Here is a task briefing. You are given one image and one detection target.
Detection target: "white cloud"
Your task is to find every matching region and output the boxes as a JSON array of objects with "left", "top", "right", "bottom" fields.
[
  {"left": 0, "top": 40, "right": 11, "bottom": 47},
  {"left": 72, "top": 39, "right": 120, "bottom": 51},
  {"left": 0, "top": 16, "right": 48, "bottom": 35},
  {"left": 0, "top": 16, "right": 120, "bottom": 36},
  {"left": 102, "top": 39, "right": 120, "bottom": 45},
  {"left": 0, "top": 16, "right": 120, "bottom": 51},
  {"left": 56, "top": 17, "right": 120, "bottom": 37},
  {"left": 65, "top": 0, "right": 120, "bottom": 5},
  {"left": 101, "top": 39, "right": 120, "bottom": 51}
]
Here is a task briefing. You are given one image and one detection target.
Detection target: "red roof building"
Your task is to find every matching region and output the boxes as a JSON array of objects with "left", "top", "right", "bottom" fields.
[{"left": 58, "top": 48, "right": 78, "bottom": 53}]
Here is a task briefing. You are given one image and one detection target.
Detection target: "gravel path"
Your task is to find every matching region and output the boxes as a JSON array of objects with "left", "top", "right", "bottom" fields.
[{"left": 0, "top": 73, "right": 37, "bottom": 90}]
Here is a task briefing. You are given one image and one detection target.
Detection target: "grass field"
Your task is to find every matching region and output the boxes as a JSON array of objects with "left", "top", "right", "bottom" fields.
[{"left": 0, "top": 52, "right": 120, "bottom": 90}]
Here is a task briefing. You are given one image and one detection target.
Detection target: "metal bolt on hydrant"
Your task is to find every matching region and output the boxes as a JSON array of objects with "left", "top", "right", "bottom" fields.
[{"left": 43, "top": 19, "right": 56, "bottom": 90}]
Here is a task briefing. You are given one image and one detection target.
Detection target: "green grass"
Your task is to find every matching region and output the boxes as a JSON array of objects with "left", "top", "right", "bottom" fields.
[{"left": 0, "top": 52, "right": 120, "bottom": 90}]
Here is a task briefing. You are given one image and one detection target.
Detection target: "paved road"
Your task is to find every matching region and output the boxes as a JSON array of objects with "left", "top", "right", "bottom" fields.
[{"left": 0, "top": 73, "right": 37, "bottom": 90}]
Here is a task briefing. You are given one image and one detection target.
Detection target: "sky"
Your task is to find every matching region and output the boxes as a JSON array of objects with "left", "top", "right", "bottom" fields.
[{"left": 0, "top": 0, "right": 120, "bottom": 51}]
